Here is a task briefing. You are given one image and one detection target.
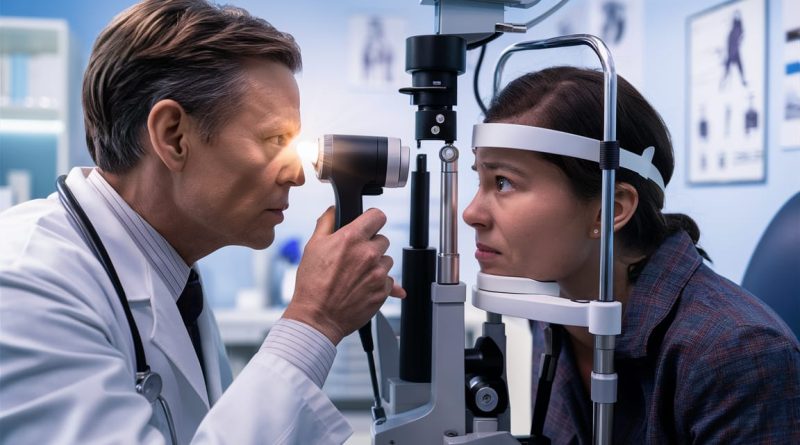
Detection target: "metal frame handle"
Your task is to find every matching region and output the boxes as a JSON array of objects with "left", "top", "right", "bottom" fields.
[{"left": 491, "top": 34, "right": 619, "bottom": 445}]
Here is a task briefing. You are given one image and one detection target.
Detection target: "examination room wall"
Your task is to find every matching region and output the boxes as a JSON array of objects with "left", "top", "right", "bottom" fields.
[{"left": 2, "top": 0, "right": 797, "bottom": 332}]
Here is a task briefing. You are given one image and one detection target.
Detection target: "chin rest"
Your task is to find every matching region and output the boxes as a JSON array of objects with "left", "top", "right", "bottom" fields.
[{"left": 476, "top": 272, "right": 560, "bottom": 296}]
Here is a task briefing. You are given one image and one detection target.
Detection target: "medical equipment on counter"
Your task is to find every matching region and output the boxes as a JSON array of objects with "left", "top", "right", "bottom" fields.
[
  {"left": 313, "top": 134, "right": 411, "bottom": 421},
  {"left": 270, "top": 238, "right": 303, "bottom": 307},
  {"left": 55, "top": 175, "right": 179, "bottom": 445}
]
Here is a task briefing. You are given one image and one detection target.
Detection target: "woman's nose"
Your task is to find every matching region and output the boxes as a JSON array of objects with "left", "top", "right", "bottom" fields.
[{"left": 463, "top": 194, "right": 488, "bottom": 228}]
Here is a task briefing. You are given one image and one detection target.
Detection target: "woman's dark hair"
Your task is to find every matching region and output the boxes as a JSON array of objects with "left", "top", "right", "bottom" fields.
[
  {"left": 83, "top": 0, "right": 302, "bottom": 174},
  {"left": 485, "top": 67, "right": 709, "bottom": 280}
]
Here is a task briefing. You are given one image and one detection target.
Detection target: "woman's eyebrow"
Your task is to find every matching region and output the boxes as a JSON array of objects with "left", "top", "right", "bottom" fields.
[{"left": 480, "top": 161, "right": 526, "bottom": 176}]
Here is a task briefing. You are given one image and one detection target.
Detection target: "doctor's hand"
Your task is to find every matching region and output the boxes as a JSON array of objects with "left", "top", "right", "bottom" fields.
[{"left": 283, "top": 206, "right": 405, "bottom": 345}]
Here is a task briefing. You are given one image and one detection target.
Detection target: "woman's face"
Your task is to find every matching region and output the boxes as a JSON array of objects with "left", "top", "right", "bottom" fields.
[{"left": 463, "top": 146, "right": 599, "bottom": 283}]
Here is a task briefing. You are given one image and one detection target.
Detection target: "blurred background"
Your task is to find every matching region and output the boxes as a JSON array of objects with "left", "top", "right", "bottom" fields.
[{"left": 1, "top": 0, "right": 797, "bottom": 442}]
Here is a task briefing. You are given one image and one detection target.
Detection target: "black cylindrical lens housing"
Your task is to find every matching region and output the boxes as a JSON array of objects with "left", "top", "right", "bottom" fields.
[
  {"left": 401, "top": 35, "right": 466, "bottom": 143},
  {"left": 414, "top": 109, "right": 457, "bottom": 142},
  {"left": 409, "top": 155, "right": 429, "bottom": 249},
  {"left": 406, "top": 35, "right": 466, "bottom": 75},
  {"left": 400, "top": 247, "right": 436, "bottom": 383},
  {"left": 399, "top": 154, "right": 435, "bottom": 383}
]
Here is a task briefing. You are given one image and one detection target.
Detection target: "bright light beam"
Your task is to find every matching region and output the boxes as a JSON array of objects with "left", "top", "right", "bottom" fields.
[{"left": 295, "top": 139, "right": 319, "bottom": 167}]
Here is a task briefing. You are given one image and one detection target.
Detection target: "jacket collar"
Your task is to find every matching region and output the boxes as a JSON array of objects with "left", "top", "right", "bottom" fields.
[
  {"left": 64, "top": 167, "right": 211, "bottom": 406},
  {"left": 84, "top": 169, "right": 190, "bottom": 300},
  {"left": 616, "top": 231, "right": 703, "bottom": 359}
]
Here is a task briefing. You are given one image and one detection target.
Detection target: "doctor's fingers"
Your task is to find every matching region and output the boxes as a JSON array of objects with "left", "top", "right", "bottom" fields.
[
  {"left": 349, "top": 236, "right": 389, "bottom": 271},
  {"left": 348, "top": 208, "right": 387, "bottom": 239},
  {"left": 311, "top": 206, "right": 336, "bottom": 237},
  {"left": 377, "top": 254, "right": 393, "bottom": 273},
  {"left": 387, "top": 277, "right": 406, "bottom": 299},
  {"left": 362, "top": 256, "right": 394, "bottom": 291},
  {"left": 368, "top": 234, "right": 390, "bottom": 256}
]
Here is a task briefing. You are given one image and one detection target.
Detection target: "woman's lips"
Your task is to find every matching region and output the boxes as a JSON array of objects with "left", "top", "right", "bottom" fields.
[{"left": 475, "top": 243, "right": 501, "bottom": 261}]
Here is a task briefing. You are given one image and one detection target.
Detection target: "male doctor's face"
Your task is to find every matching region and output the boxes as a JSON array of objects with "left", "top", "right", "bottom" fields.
[{"left": 179, "top": 60, "right": 304, "bottom": 250}]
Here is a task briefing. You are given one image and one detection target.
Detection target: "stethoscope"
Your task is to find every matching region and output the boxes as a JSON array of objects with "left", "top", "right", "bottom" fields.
[{"left": 56, "top": 175, "right": 178, "bottom": 445}]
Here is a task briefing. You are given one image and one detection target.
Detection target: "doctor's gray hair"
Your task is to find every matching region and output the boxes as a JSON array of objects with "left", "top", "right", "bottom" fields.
[{"left": 82, "top": 0, "right": 302, "bottom": 173}]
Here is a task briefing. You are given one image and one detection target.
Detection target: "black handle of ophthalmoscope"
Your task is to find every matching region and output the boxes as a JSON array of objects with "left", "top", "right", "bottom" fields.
[{"left": 333, "top": 184, "right": 386, "bottom": 421}]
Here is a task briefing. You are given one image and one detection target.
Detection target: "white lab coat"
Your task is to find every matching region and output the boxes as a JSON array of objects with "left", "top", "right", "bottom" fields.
[{"left": 0, "top": 167, "right": 352, "bottom": 444}]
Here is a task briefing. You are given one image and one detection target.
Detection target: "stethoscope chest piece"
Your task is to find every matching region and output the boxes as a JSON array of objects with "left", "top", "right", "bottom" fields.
[{"left": 136, "top": 369, "right": 164, "bottom": 404}]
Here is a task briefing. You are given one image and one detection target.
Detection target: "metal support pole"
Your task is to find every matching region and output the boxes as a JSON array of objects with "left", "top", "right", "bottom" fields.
[
  {"left": 493, "top": 35, "right": 619, "bottom": 445},
  {"left": 439, "top": 144, "right": 460, "bottom": 285},
  {"left": 595, "top": 35, "right": 617, "bottom": 445}
]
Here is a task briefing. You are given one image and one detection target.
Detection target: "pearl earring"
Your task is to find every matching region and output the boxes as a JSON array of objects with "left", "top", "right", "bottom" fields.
[{"left": 592, "top": 228, "right": 599, "bottom": 235}]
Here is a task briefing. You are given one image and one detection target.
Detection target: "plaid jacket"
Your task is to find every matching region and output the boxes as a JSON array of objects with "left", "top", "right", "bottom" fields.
[{"left": 530, "top": 231, "right": 800, "bottom": 444}]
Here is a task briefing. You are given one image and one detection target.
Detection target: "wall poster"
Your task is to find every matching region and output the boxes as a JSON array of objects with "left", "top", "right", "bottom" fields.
[
  {"left": 687, "top": 0, "right": 766, "bottom": 185},
  {"left": 587, "top": 0, "right": 645, "bottom": 89},
  {"left": 347, "top": 15, "right": 406, "bottom": 91},
  {"left": 780, "top": 0, "right": 800, "bottom": 150}
]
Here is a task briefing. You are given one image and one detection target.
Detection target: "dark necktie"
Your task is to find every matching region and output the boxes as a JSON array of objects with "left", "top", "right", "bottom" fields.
[{"left": 177, "top": 269, "right": 206, "bottom": 378}]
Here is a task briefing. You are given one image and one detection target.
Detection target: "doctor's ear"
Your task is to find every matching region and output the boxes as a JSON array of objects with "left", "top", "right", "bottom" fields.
[
  {"left": 146, "top": 99, "right": 192, "bottom": 172},
  {"left": 590, "top": 182, "right": 639, "bottom": 237}
]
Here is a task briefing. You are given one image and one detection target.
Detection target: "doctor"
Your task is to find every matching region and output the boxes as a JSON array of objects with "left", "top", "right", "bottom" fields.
[{"left": 0, "top": 0, "right": 404, "bottom": 444}]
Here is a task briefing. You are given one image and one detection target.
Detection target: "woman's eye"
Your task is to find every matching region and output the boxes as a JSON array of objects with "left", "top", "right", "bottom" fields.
[{"left": 495, "top": 176, "right": 513, "bottom": 192}]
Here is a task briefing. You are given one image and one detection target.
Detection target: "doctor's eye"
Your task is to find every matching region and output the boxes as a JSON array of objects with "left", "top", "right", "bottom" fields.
[
  {"left": 267, "top": 135, "right": 289, "bottom": 147},
  {"left": 495, "top": 176, "right": 513, "bottom": 192}
]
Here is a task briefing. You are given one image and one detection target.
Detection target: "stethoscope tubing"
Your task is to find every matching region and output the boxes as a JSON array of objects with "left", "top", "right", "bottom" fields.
[
  {"left": 56, "top": 175, "right": 177, "bottom": 444},
  {"left": 56, "top": 175, "right": 149, "bottom": 373}
]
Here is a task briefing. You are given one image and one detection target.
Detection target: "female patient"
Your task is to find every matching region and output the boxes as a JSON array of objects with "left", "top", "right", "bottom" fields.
[{"left": 463, "top": 67, "right": 800, "bottom": 443}]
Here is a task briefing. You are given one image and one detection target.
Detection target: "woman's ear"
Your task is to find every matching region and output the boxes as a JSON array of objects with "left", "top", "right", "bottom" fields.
[
  {"left": 146, "top": 99, "right": 191, "bottom": 172},
  {"left": 590, "top": 182, "right": 639, "bottom": 237}
]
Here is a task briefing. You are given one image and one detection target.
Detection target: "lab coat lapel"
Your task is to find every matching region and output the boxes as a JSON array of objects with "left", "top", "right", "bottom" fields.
[
  {"left": 64, "top": 167, "right": 210, "bottom": 408},
  {"left": 150, "top": 279, "right": 210, "bottom": 407},
  {"left": 197, "top": 299, "right": 233, "bottom": 404}
]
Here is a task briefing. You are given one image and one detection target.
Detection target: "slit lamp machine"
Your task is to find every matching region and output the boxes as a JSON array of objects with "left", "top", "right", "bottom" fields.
[{"left": 307, "top": 1, "right": 664, "bottom": 443}]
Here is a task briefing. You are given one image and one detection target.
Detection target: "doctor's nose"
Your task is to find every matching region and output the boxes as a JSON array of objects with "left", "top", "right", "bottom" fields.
[{"left": 278, "top": 147, "right": 305, "bottom": 187}]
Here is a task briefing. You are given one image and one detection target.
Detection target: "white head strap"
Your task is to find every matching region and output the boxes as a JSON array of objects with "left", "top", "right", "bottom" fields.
[{"left": 472, "top": 123, "right": 666, "bottom": 192}]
